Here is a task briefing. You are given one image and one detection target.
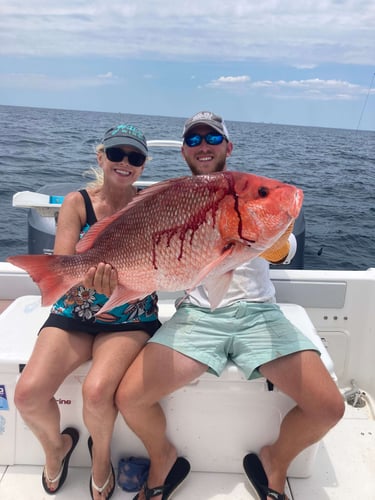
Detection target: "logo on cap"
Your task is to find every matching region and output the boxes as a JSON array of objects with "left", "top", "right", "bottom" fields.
[
  {"left": 110, "top": 124, "right": 144, "bottom": 140},
  {"left": 191, "top": 111, "right": 216, "bottom": 122}
]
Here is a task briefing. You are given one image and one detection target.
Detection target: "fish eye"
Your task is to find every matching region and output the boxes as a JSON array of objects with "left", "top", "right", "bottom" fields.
[{"left": 258, "top": 186, "right": 269, "bottom": 198}]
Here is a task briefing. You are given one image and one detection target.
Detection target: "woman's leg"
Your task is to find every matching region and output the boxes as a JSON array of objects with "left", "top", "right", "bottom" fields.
[
  {"left": 14, "top": 326, "right": 93, "bottom": 491},
  {"left": 82, "top": 330, "right": 149, "bottom": 500}
]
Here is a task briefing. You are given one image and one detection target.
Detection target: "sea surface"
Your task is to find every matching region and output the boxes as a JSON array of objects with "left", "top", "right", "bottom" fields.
[{"left": 0, "top": 104, "right": 374, "bottom": 270}]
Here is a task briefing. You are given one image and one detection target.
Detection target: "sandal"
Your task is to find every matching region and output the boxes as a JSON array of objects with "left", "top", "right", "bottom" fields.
[
  {"left": 91, "top": 465, "right": 115, "bottom": 498},
  {"left": 42, "top": 427, "right": 79, "bottom": 494},
  {"left": 243, "top": 453, "right": 288, "bottom": 500},
  {"left": 133, "top": 457, "right": 190, "bottom": 500},
  {"left": 88, "top": 436, "right": 115, "bottom": 499}
]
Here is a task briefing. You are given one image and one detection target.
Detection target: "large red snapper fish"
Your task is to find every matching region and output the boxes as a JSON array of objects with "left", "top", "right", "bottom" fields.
[{"left": 7, "top": 172, "right": 303, "bottom": 312}]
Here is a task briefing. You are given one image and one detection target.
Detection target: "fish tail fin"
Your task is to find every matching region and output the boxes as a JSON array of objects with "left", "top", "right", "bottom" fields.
[{"left": 7, "top": 254, "right": 75, "bottom": 306}]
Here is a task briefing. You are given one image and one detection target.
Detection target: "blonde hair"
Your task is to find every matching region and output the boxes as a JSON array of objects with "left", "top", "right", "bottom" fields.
[{"left": 84, "top": 143, "right": 104, "bottom": 189}]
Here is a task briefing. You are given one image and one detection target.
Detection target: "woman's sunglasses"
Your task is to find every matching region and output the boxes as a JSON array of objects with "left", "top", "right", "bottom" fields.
[
  {"left": 105, "top": 147, "right": 146, "bottom": 167},
  {"left": 184, "top": 132, "right": 225, "bottom": 148}
]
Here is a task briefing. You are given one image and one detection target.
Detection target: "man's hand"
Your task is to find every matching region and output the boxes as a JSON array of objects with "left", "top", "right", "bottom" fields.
[
  {"left": 260, "top": 222, "right": 295, "bottom": 264},
  {"left": 83, "top": 263, "right": 118, "bottom": 297}
]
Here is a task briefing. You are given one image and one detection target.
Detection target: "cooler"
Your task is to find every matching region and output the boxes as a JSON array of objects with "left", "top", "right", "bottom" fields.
[{"left": 0, "top": 296, "right": 335, "bottom": 477}]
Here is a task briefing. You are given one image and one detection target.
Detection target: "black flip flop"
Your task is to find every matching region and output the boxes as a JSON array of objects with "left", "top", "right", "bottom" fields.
[
  {"left": 42, "top": 427, "right": 80, "bottom": 494},
  {"left": 88, "top": 436, "right": 115, "bottom": 500},
  {"left": 133, "top": 456, "right": 191, "bottom": 500},
  {"left": 243, "top": 453, "right": 288, "bottom": 500}
]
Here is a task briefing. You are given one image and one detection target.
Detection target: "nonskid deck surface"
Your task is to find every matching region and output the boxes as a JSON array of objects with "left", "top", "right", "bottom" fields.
[{"left": 1, "top": 401, "right": 374, "bottom": 500}]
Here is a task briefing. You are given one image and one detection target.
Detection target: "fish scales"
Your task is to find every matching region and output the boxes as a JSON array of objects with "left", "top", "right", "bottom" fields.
[{"left": 148, "top": 174, "right": 234, "bottom": 268}]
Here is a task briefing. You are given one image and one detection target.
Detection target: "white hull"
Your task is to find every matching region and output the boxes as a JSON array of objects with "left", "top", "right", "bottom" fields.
[{"left": 1, "top": 263, "right": 374, "bottom": 499}]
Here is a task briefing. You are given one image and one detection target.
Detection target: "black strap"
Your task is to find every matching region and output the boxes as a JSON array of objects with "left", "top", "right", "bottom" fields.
[
  {"left": 79, "top": 189, "right": 97, "bottom": 226},
  {"left": 267, "top": 379, "right": 274, "bottom": 391}
]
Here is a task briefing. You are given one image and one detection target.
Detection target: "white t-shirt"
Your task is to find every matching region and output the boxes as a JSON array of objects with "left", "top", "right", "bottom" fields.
[{"left": 181, "top": 257, "right": 276, "bottom": 309}]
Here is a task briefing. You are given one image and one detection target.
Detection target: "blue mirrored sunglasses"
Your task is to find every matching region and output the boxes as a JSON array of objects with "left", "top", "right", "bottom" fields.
[{"left": 184, "top": 132, "right": 225, "bottom": 148}]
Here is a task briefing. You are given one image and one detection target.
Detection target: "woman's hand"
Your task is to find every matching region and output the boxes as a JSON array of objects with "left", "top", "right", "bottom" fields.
[{"left": 83, "top": 263, "right": 118, "bottom": 297}]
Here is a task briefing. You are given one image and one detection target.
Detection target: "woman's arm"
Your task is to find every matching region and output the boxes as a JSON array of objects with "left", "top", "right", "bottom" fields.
[
  {"left": 53, "top": 191, "right": 86, "bottom": 255},
  {"left": 56, "top": 191, "right": 119, "bottom": 295}
]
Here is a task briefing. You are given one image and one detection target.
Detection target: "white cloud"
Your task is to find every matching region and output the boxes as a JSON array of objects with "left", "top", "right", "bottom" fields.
[
  {"left": 206, "top": 75, "right": 250, "bottom": 90},
  {"left": 98, "top": 72, "right": 114, "bottom": 79},
  {"left": 293, "top": 64, "right": 318, "bottom": 70},
  {"left": 1, "top": 0, "right": 374, "bottom": 131},
  {"left": 205, "top": 75, "right": 374, "bottom": 101},
  {"left": 0, "top": 72, "right": 118, "bottom": 90},
  {"left": 1, "top": 0, "right": 374, "bottom": 66},
  {"left": 212, "top": 76, "right": 250, "bottom": 84}
]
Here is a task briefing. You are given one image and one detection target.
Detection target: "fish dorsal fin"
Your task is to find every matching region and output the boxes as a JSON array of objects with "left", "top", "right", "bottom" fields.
[{"left": 75, "top": 178, "right": 191, "bottom": 253}]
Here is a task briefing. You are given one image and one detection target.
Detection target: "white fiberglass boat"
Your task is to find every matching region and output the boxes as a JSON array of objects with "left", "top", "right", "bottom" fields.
[{"left": 0, "top": 141, "right": 374, "bottom": 499}]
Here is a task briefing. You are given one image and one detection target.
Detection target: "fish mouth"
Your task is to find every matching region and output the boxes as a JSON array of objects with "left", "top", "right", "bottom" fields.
[{"left": 289, "top": 188, "right": 304, "bottom": 218}]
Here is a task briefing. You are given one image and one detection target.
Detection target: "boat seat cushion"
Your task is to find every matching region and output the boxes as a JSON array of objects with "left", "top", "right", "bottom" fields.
[{"left": 0, "top": 296, "right": 336, "bottom": 381}]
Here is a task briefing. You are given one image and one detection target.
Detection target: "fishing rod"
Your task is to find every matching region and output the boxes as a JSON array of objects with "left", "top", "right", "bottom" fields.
[{"left": 356, "top": 72, "right": 375, "bottom": 131}]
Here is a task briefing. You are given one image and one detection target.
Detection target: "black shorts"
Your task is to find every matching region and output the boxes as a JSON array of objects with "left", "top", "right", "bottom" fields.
[{"left": 40, "top": 313, "right": 161, "bottom": 337}]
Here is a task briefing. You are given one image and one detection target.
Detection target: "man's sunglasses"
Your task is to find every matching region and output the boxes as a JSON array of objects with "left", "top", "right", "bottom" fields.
[
  {"left": 184, "top": 132, "right": 225, "bottom": 148},
  {"left": 105, "top": 147, "right": 146, "bottom": 167}
]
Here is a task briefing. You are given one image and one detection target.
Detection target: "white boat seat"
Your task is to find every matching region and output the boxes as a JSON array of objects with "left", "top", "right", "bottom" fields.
[
  {"left": 158, "top": 300, "right": 336, "bottom": 382},
  {"left": 0, "top": 295, "right": 336, "bottom": 477}
]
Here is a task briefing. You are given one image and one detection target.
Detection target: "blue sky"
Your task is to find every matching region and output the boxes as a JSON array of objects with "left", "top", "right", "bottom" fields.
[{"left": 1, "top": 1, "right": 374, "bottom": 130}]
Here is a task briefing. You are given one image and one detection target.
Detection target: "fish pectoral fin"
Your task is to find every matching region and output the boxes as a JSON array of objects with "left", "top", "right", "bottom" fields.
[
  {"left": 96, "top": 285, "right": 144, "bottom": 315},
  {"left": 188, "top": 244, "right": 236, "bottom": 290},
  {"left": 186, "top": 244, "right": 236, "bottom": 309},
  {"left": 204, "top": 271, "right": 234, "bottom": 310}
]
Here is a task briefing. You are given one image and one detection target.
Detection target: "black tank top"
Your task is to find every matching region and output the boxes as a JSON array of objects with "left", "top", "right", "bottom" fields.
[{"left": 79, "top": 189, "right": 97, "bottom": 225}]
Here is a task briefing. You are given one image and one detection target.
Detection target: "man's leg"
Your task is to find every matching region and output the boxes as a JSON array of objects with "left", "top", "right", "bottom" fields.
[
  {"left": 256, "top": 350, "right": 345, "bottom": 498},
  {"left": 116, "top": 342, "right": 207, "bottom": 500}
]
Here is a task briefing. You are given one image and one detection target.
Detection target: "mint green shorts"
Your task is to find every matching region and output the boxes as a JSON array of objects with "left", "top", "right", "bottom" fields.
[{"left": 148, "top": 302, "right": 319, "bottom": 380}]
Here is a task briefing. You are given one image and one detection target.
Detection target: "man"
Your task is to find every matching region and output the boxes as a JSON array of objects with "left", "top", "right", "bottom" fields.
[{"left": 110, "top": 111, "right": 344, "bottom": 500}]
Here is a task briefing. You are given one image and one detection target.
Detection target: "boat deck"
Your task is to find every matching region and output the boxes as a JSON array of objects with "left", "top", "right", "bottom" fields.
[
  {"left": 1, "top": 400, "right": 374, "bottom": 499},
  {"left": 1, "top": 267, "right": 375, "bottom": 499}
]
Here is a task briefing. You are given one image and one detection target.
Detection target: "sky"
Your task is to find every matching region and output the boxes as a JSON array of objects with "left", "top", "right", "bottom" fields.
[{"left": 1, "top": 1, "right": 374, "bottom": 131}]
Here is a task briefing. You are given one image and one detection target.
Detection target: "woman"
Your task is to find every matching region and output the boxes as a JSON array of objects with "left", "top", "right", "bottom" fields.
[{"left": 14, "top": 124, "right": 160, "bottom": 500}]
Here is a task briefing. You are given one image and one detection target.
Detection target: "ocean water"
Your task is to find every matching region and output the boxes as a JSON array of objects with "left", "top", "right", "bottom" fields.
[{"left": 0, "top": 104, "right": 374, "bottom": 270}]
